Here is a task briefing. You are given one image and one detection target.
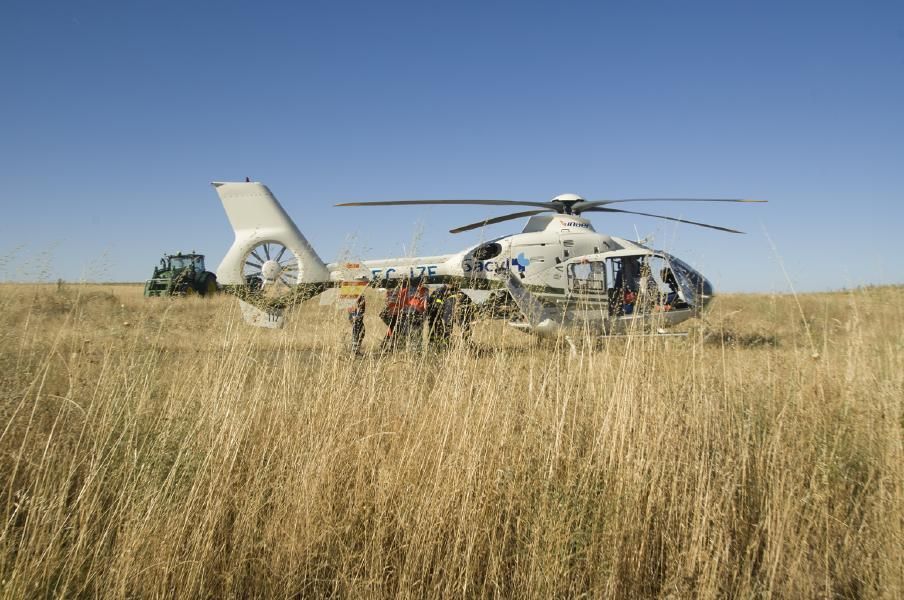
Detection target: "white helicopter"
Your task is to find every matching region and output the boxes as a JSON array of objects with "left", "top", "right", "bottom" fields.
[{"left": 212, "top": 181, "right": 764, "bottom": 337}]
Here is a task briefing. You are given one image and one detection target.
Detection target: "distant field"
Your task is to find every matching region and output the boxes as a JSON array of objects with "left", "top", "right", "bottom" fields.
[{"left": 1, "top": 283, "right": 901, "bottom": 598}]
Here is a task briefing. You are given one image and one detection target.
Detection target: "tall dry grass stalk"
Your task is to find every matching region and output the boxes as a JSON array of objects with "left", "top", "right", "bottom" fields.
[{"left": 0, "top": 283, "right": 901, "bottom": 597}]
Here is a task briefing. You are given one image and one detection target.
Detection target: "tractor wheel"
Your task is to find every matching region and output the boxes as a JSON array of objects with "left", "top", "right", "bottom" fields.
[{"left": 202, "top": 273, "right": 218, "bottom": 296}]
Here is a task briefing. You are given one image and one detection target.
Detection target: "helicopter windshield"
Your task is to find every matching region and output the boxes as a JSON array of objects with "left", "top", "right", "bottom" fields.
[{"left": 662, "top": 254, "right": 713, "bottom": 308}]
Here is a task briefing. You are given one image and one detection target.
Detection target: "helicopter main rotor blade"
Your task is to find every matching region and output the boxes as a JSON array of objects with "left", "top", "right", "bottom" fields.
[
  {"left": 449, "top": 209, "right": 550, "bottom": 234},
  {"left": 582, "top": 207, "right": 746, "bottom": 234},
  {"left": 574, "top": 198, "right": 765, "bottom": 213},
  {"left": 336, "top": 199, "right": 556, "bottom": 209}
]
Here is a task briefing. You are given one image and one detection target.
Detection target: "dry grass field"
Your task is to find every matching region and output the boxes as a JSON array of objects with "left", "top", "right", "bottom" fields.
[{"left": 0, "top": 282, "right": 901, "bottom": 598}]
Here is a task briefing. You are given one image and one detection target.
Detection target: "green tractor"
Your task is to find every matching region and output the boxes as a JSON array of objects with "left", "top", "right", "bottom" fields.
[{"left": 144, "top": 252, "right": 218, "bottom": 297}]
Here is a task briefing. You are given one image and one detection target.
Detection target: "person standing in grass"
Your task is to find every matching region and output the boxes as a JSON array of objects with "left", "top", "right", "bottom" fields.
[
  {"left": 400, "top": 280, "right": 429, "bottom": 350},
  {"left": 347, "top": 278, "right": 368, "bottom": 356},
  {"left": 379, "top": 281, "right": 406, "bottom": 351},
  {"left": 427, "top": 284, "right": 455, "bottom": 347},
  {"left": 452, "top": 286, "right": 475, "bottom": 346}
]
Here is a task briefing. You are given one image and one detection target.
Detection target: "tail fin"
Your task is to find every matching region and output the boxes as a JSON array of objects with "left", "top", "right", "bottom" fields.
[{"left": 212, "top": 181, "right": 330, "bottom": 285}]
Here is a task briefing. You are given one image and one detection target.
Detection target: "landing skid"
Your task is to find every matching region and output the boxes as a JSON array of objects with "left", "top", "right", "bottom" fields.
[
  {"left": 562, "top": 330, "right": 688, "bottom": 356},
  {"left": 596, "top": 331, "right": 689, "bottom": 338}
]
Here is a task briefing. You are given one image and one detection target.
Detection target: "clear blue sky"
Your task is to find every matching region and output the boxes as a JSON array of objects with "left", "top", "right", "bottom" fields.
[{"left": 1, "top": 0, "right": 902, "bottom": 292}]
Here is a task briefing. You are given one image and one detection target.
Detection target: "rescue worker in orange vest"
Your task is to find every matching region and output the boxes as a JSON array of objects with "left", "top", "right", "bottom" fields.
[
  {"left": 379, "top": 280, "right": 407, "bottom": 351},
  {"left": 399, "top": 279, "right": 429, "bottom": 349}
]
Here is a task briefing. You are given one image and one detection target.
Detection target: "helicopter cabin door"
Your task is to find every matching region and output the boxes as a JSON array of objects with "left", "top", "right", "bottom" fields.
[{"left": 566, "top": 260, "right": 607, "bottom": 305}]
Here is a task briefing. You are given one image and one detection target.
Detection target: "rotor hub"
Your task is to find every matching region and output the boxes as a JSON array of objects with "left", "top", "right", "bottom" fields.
[
  {"left": 552, "top": 193, "right": 584, "bottom": 203},
  {"left": 552, "top": 193, "right": 585, "bottom": 214},
  {"left": 261, "top": 260, "right": 282, "bottom": 281}
]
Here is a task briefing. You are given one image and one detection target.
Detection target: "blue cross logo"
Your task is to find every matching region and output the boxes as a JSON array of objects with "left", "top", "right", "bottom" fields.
[{"left": 512, "top": 253, "right": 530, "bottom": 273}]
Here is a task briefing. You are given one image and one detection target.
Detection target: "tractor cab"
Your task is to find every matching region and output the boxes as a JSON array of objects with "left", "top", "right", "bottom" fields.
[{"left": 163, "top": 253, "right": 205, "bottom": 272}]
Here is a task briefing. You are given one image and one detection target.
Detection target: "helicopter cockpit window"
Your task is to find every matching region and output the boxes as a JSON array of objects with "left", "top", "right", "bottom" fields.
[
  {"left": 567, "top": 261, "right": 606, "bottom": 297},
  {"left": 646, "top": 255, "right": 688, "bottom": 310},
  {"left": 471, "top": 242, "right": 502, "bottom": 261},
  {"left": 663, "top": 255, "right": 713, "bottom": 308},
  {"left": 605, "top": 256, "right": 668, "bottom": 316}
]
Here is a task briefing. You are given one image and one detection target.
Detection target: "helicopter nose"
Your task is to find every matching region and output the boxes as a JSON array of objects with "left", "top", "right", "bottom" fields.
[{"left": 689, "top": 278, "right": 715, "bottom": 313}]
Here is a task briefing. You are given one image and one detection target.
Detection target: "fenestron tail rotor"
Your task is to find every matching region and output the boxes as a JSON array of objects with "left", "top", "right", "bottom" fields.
[
  {"left": 337, "top": 195, "right": 765, "bottom": 234},
  {"left": 242, "top": 241, "right": 301, "bottom": 294}
]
